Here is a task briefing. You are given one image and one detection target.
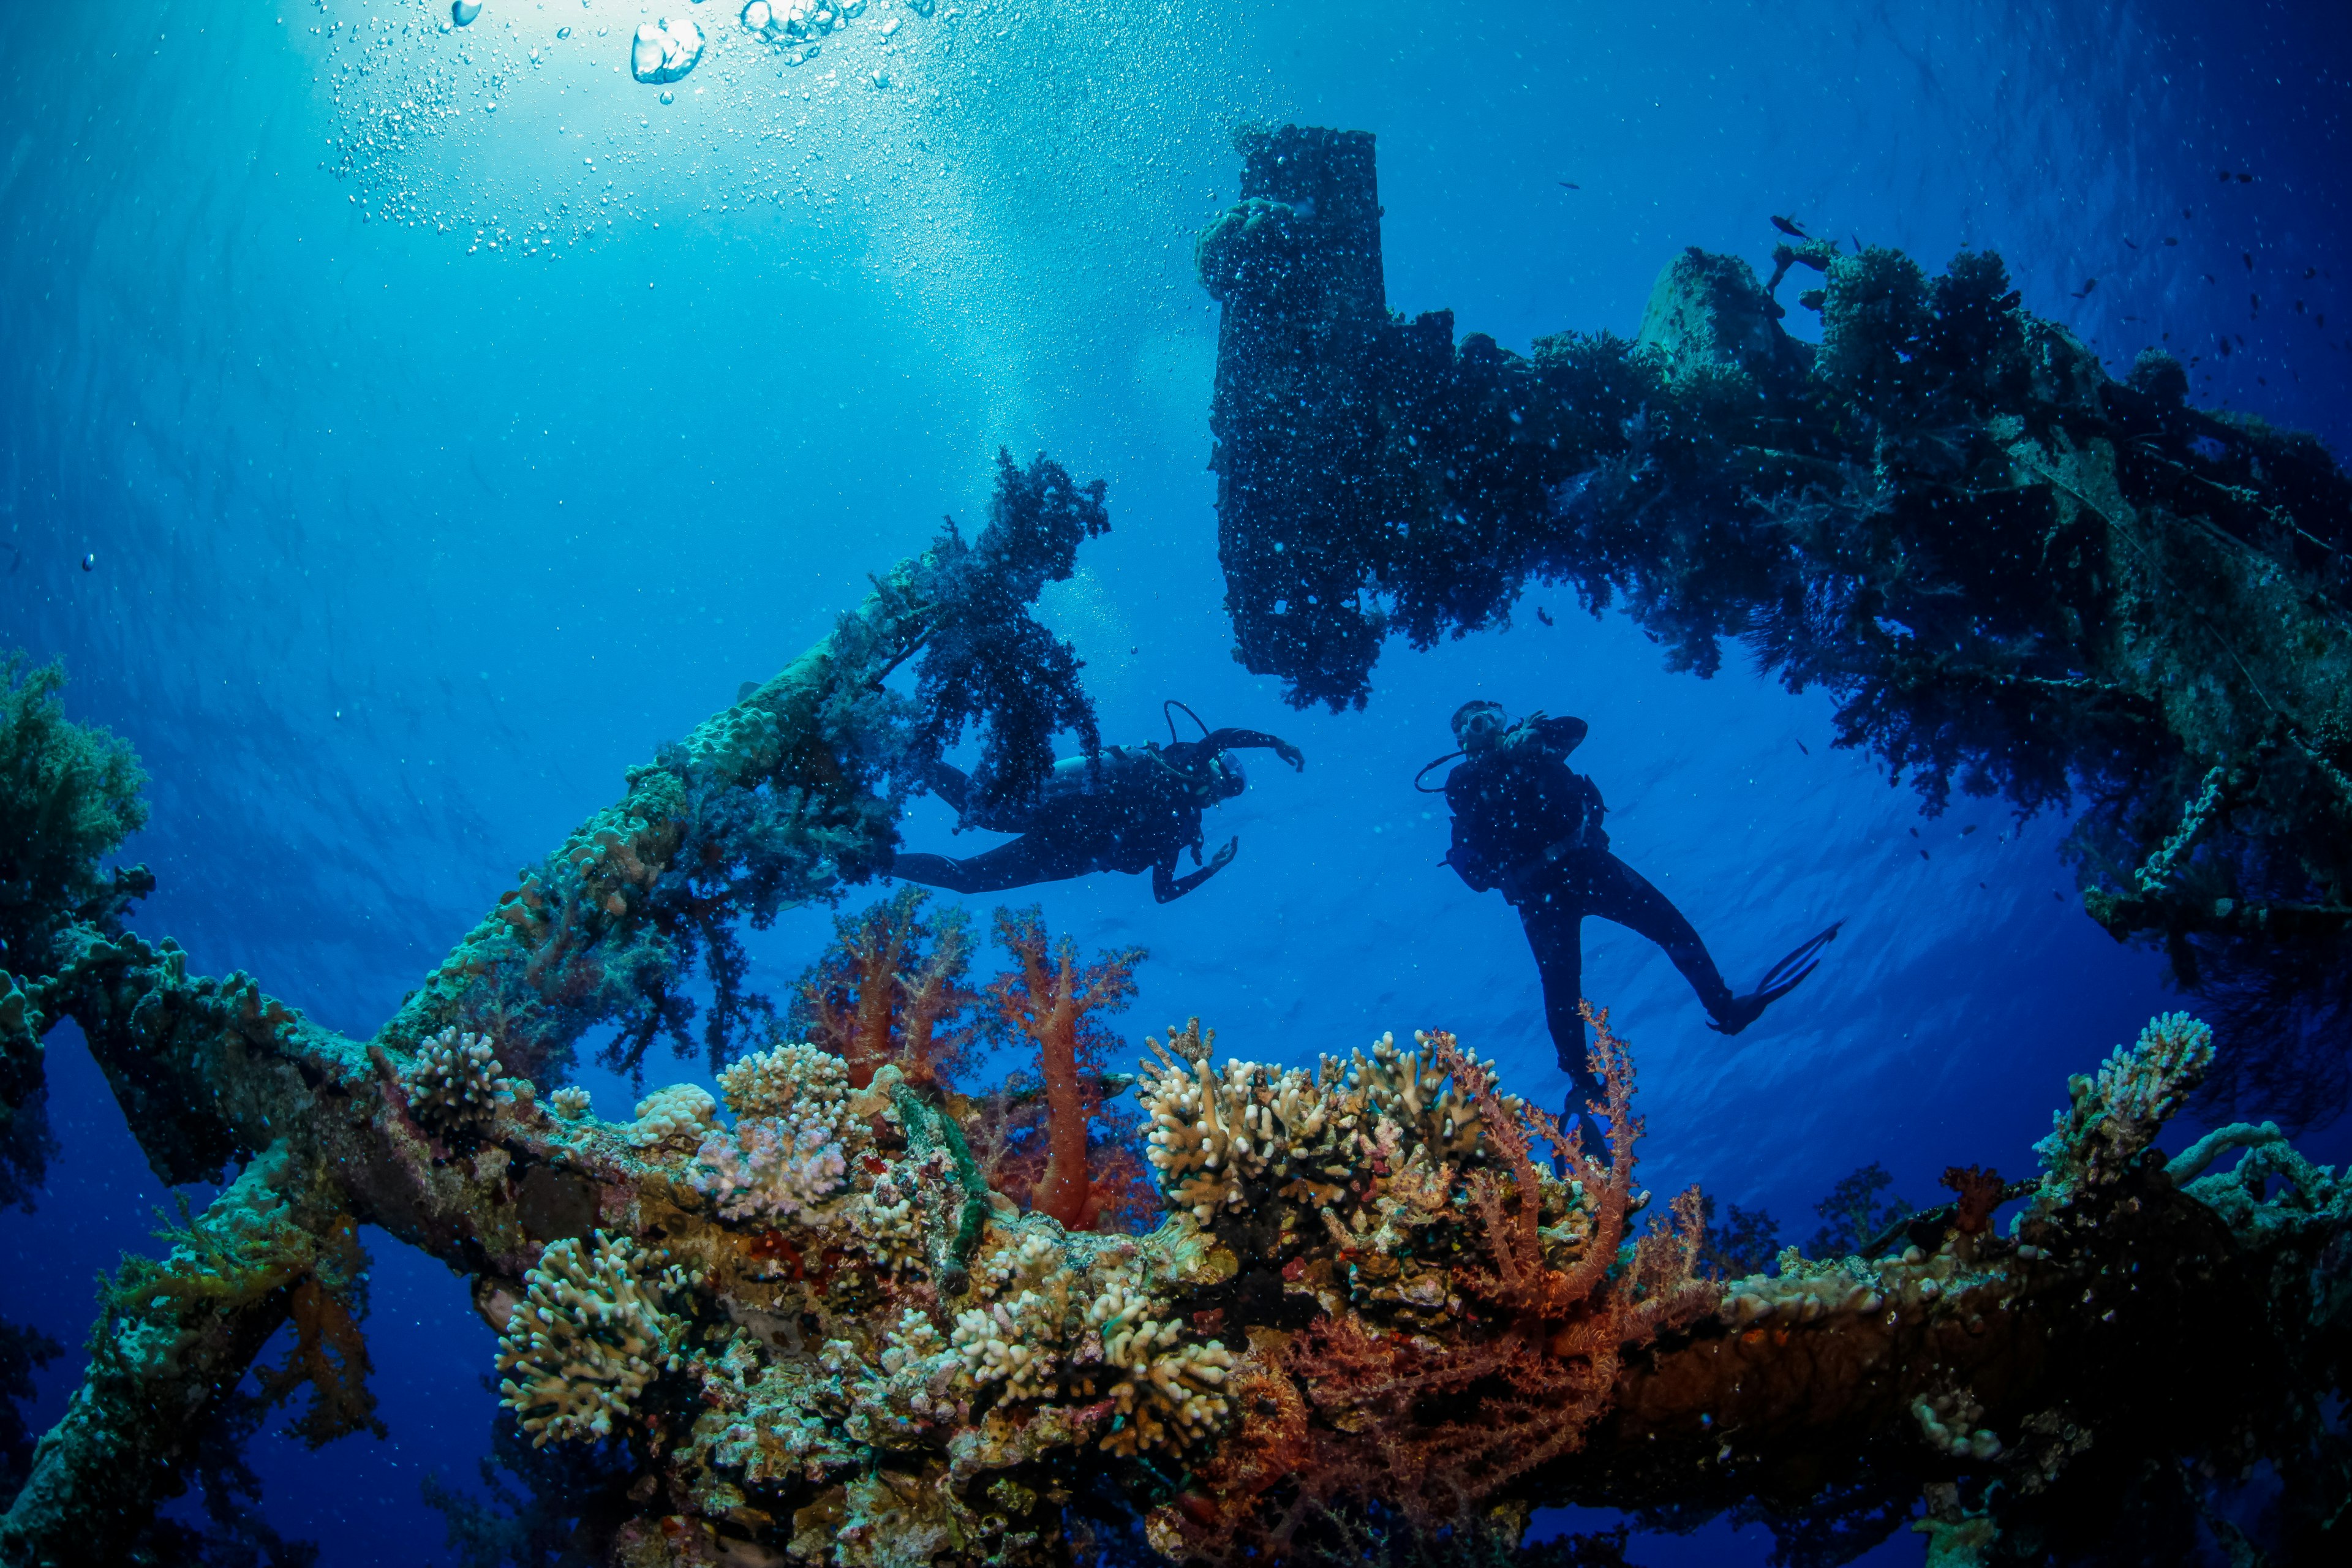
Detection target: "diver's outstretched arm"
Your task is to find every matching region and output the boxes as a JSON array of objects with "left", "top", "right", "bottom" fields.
[
  {"left": 1197, "top": 728, "right": 1306, "bottom": 771},
  {"left": 1154, "top": 837, "right": 1238, "bottom": 902}
]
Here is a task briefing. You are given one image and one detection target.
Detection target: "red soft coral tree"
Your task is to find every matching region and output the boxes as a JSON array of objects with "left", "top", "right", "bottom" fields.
[
  {"left": 984, "top": 906, "right": 1152, "bottom": 1232},
  {"left": 788, "top": 888, "right": 978, "bottom": 1089}
]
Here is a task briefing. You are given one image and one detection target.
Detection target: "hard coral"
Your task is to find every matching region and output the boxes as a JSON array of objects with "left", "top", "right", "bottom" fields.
[
  {"left": 693, "top": 1042, "right": 866, "bottom": 1226},
  {"left": 496, "top": 1231, "right": 701, "bottom": 1447},
  {"left": 399, "top": 1026, "right": 513, "bottom": 1136},
  {"left": 1148, "top": 1009, "right": 1716, "bottom": 1555},
  {"left": 2030, "top": 1011, "right": 2215, "bottom": 1214}
]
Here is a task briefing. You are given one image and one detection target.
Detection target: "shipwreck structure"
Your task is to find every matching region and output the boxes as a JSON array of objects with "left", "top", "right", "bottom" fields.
[{"left": 0, "top": 129, "right": 2348, "bottom": 1568}]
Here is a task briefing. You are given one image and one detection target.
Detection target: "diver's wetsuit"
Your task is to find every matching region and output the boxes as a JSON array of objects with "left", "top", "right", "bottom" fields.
[
  {"left": 893, "top": 728, "right": 1302, "bottom": 903},
  {"left": 1444, "top": 715, "right": 1740, "bottom": 1082}
]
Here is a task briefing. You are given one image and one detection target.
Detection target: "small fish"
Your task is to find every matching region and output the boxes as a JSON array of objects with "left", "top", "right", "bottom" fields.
[
  {"left": 2183, "top": 207, "right": 2195, "bottom": 219},
  {"left": 2054, "top": 891, "right": 2065, "bottom": 902},
  {"left": 1534, "top": 606, "right": 1555, "bottom": 626},
  {"left": 1771, "top": 214, "right": 1809, "bottom": 238},
  {"left": 2237, "top": 172, "right": 2254, "bottom": 183},
  {"left": 1558, "top": 180, "right": 1580, "bottom": 190},
  {"left": 1851, "top": 232, "right": 1864, "bottom": 253},
  {"left": 2124, "top": 238, "right": 2139, "bottom": 250},
  {"left": 2250, "top": 293, "right": 2261, "bottom": 314},
  {"left": 1909, "top": 827, "right": 1920, "bottom": 838},
  {"left": 2163, "top": 236, "right": 2179, "bottom": 246},
  {"left": 1795, "top": 739, "right": 1809, "bottom": 755},
  {"left": 2305, "top": 266, "right": 2320, "bottom": 279},
  {"left": 2217, "top": 169, "right": 2234, "bottom": 182},
  {"left": 1920, "top": 850, "right": 1931, "bottom": 861},
  {"left": 2070, "top": 278, "right": 2098, "bottom": 299},
  {"left": 2244, "top": 252, "right": 2255, "bottom": 271},
  {"left": 2295, "top": 300, "right": 2305, "bottom": 315},
  {"left": 1961, "top": 824, "right": 1978, "bottom": 835}
]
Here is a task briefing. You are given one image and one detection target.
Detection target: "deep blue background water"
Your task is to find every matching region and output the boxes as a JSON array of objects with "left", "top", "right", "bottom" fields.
[{"left": 4, "top": 0, "right": 2348, "bottom": 1561}]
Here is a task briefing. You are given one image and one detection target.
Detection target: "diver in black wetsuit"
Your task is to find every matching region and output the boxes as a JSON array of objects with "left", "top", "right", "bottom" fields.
[
  {"left": 1431, "top": 700, "right": 1839, "bottom": 1099},
  {"left": 892, "top": 705, "right": 1305, "bottom": 903}
]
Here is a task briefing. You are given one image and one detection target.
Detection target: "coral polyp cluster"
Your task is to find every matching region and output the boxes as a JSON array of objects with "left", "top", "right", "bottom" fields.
[
  {"left": 692, "top": 1042, "right": 865, "bottom": 1225},
  {"left": 1136, "top": 1020, "right": 1507, "bottom": 1226},
  {"left": 398, "top": 1025, "right": 511, "bottom": 1134},
  {"left": 496, "top": 1231, "right": 703, "bottom": 1446}
]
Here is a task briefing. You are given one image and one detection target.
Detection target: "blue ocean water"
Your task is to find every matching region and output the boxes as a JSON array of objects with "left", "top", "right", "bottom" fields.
[{"left": 2, "top": 0, "right": 2347, "bottom": 1561}]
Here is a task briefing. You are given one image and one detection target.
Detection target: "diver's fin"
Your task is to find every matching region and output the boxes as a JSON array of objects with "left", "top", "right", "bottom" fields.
[
  {"left": 1754, "top": 919, "right": 1843, "bottom": 998},
  {"left": 1707, "top": 921, "right": 1844, "bottom": 1035}
]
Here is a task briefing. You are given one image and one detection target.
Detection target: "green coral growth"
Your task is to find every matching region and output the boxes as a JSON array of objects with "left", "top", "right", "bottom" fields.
[{"left": 0, "top": 654, "right": 150, "bottom": 971}]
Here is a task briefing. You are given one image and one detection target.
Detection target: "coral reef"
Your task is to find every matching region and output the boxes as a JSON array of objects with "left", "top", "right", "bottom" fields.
[
  {"left": 9, "top": 725, "right": 2352, "bottom": 1568},
  {"left": 1205, "top": 123, "right": 2352, "bottom": 1126}
]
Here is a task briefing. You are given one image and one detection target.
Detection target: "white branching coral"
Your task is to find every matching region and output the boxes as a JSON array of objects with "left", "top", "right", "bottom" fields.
[
  {"left": 2032, "top": 1012, "right": 2215, "bottom": 1212},
  {"left": 550, "top": 1085, "right": 594, "bottom": 1120},
  {"left": 496, "top": 1231, "right": 701, "bottom": 1446},
  {"left": 401, "top": 1027, "right": 511, "bottom": 1133},
  {"left": 692, "top": 1042, "right": 867, "bottom": 1225},
  {"left": 716, "top": 1039, "right": 853, "bottom": 1118},
  {"left": 1086, "top": 1262, "right": 1235, "bottom": 1456},
  {"left": 942, "top": 1226, "right": 1236, "bottom": 1457},
  {"left": 952, "top": 1233, "right": 1075, "bottom": 1399},
  {"left": 1136, "top": 1019, "right": 1510, "bottom": 1222},
  {"left": 630, "top": 1083, "right": 720, "bottom": 1151}
]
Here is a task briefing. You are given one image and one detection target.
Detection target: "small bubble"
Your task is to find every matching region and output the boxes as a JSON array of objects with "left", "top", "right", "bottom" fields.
[
  {"left": 81, "top": 552, "right": 96, "bottom": 572},
  {"left": 556, "top": 24, "right": 570, "bottom": 36},
  {"left": 660, "top": 88, "right": 675, "bottom": 104}
]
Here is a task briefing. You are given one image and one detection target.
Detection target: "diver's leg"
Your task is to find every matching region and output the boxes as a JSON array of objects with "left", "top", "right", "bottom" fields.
[
  {"left": 1583, "top": 854, "right": 1740, "bottom": 1022},
  {"left": 1517, "top": 894, "right": 1602, "bottom": 1098},
  {"left": 925, "top": 761, "right": 973, "bottom": 817},
  {"left": 890, "top": 837, "right": 1062, "bottom": 895}
]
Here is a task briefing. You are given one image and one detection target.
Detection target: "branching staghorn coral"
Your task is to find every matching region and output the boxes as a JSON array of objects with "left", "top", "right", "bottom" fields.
[{"left": 496, "top": 1231, "right": 702, "bottom": 1447}]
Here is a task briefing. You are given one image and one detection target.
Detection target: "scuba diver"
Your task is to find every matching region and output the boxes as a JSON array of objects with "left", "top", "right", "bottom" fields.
[
  {"left": 892, "top": 702, "right": 1305, "bottom": 903},
  {"left": 1426, "top": 701, "right": 1840, "bottom": 1103}
]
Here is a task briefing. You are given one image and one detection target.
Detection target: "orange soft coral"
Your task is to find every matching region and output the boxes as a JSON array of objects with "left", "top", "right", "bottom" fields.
[
  {"left": 790, "top": 888, "right": 978, "bottom": 1088},
  {"left": 985, "top": 907, "right": 1142, "bottom": 1231}
]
